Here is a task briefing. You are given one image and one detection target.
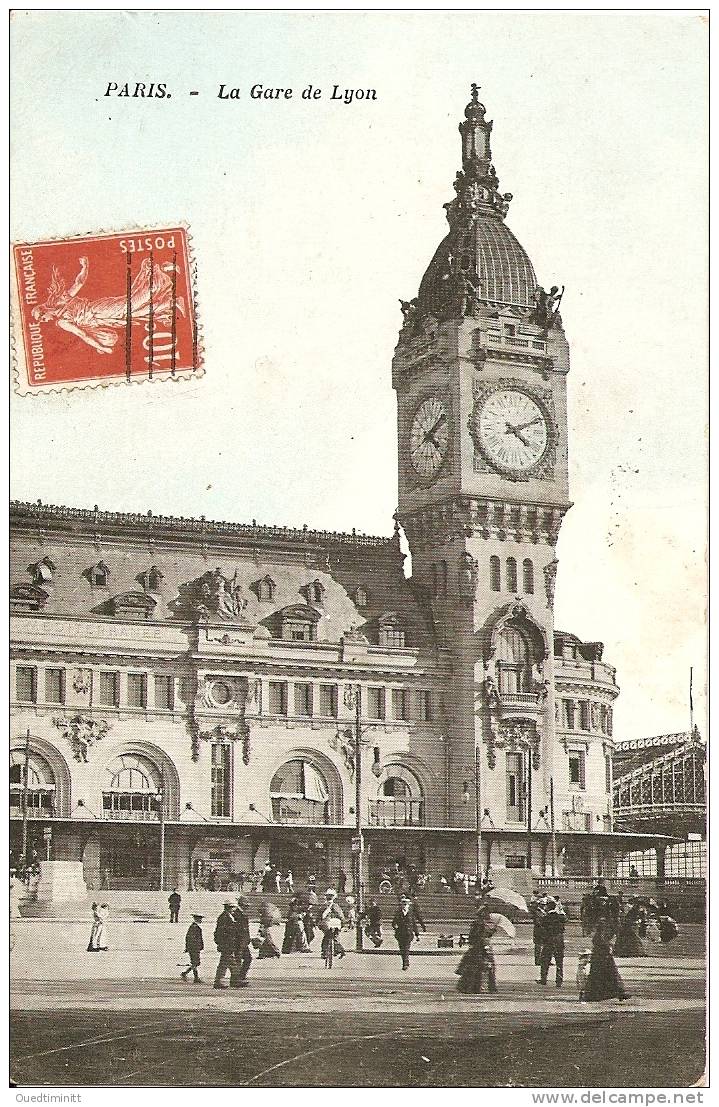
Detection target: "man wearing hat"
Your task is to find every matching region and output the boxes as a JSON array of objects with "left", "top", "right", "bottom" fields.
[
  {"left": 538, "top": 896, "right": 566, "bottom": 988},
  {"left": 213, "top": 899, "right": 241, "bottom": 989},
  {"left": 392, "top": 893, "right": 421, "bottom": 971},
  {"left": 233, "top": 896, "right": 252, "bottom": 986},
  {"left": 181, "top": 913, "right": 204, "bottom": 983}
]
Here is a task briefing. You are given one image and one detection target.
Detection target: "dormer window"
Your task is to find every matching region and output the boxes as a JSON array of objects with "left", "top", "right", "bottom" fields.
[
  {"left": 31, "top": 557, "right": 55, "bottom": 586},
  {"left": 89, "top": 561, "right": 110, "bottom": 587},
  {"left": 270, "top": 604, "right": 322, "bottom": 643},
  {"left": 378, "top": 613, "right": 405, "bottom": 649},
  {"left": 10, "top": 583, "right": 49, "bottom": 613},
  {"left": 355, "top": 586, "right": 369, "bottom": 608},
  {"left": 256, "top": 575, "right": 276, "bottom": 602},
  {"left": 139, "top": 566, "right": 163, "bottom": 593},
  {"left": 109, "top": 591, "right": 157, "bottom": 619},
  {"left": 301, "top": 579, "right": 325, "bottom": 606}
]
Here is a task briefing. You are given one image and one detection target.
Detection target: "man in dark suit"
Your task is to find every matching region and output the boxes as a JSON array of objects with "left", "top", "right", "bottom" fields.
[
  {"left": 538, "top": 897, "right": 566, "bottom": 987},
  {"left": 213, "top": 900, "right": 240, "bottom": 989},
  {"left": 392, "top": 894, "right": 421, "bottom": 970},
  {"left": 181, "top": 913, "right": 204, "bottom": 983},
  {"left": 168, "top": 888, "right": 182, "bottom": 923},
  {"left": 233, "top": 897, "right": 252, "bottom": 987}
]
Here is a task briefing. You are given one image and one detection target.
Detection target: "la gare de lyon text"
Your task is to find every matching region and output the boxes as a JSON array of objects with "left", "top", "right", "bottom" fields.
[{"left": 103, "top": 82, "right": 377, "bottom": 105}]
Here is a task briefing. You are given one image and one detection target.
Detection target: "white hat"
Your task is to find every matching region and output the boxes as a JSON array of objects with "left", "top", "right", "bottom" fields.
[{"left": 325, "top": 888, "right": 337, "bottom": 897}]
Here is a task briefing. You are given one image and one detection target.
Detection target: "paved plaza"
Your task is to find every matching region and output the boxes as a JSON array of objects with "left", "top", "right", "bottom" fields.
[{"left": 10, "top": 919, "right": 705, "bottom": 1087}]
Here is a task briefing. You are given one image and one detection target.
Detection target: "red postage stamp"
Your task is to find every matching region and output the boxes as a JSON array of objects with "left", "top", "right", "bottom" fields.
[{"left": 12, "top": 226, "right": 201, "bottom": 393}]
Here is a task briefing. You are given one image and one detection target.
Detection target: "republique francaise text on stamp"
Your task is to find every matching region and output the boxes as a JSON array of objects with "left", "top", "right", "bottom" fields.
[{"left": 12, "top": 226, "right": 201, "bottom": 394}]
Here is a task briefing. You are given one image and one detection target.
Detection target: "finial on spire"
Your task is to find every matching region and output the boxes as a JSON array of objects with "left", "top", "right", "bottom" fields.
[{"left": 471, "top": 82, "right": 480, "bottom": 102}]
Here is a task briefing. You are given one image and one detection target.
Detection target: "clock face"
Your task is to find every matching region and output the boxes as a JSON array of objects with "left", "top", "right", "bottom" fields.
[
  {"left": 409, "top": 396, "right": 449, "bottom": 479},
  {"left": 477, "top": 389, "right": 549, "bottom": 474}
]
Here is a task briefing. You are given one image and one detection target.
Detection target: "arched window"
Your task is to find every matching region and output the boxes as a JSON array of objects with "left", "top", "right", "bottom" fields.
[
  {"left": 490, "top": 556, "right": 501, "bottom": 592},
  {"left": 103, "top": 753, "right": 161, "bottom": 820},
  {"left": 506, "top": 557, "right": 518, "bottom": 593},
  {"left": 495, "top": 624, "right": 533, "bottom": 694},
  {"left": 9, "top": 750, "right": 56, "bottom": 816},
  {"left": 89, "top": 561, "right": 110, "bottom": 587},
  {"left": 440, "top": 560, "right": 448, "bottom": 598},
  {"left": 271, "top": 759, "right": 330, "bottom": 825},
  {"left": 140, "top": 566, "right": 163, "bottom": 593},
  {"left": 371, "top": 766, "right": 424, "bottom": 827},
  {"left": 430, "top": 564, "right": 438, "bottom": 598},
  {"left": 257, "top": 576, "right": 275, "bottom": 602},
  {"left": 523, "top": 558, "right": 534, "bottom": 594}
]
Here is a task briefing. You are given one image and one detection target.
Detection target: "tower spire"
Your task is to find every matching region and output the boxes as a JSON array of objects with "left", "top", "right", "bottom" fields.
[{"left": 459, "top": 83, "right": 493, "bottom": 172}]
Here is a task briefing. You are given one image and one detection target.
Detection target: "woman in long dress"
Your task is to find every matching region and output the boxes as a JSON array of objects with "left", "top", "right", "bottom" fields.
[
  {"left": 614, "top": 901, "right": 648, "bottom": 958},
  {"left": 455, "top": 908, "right": 498, "bottom": 994},
  {"left": 584, "top": 917, "right": 629, "bottom": 1001},
  {"left": 282, "top": 901, "right": 309, "bottom": 954}
]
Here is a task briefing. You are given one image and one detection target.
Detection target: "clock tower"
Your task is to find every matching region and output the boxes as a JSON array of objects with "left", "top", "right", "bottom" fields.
[{"left": 392, "top": 86, "right": 572, "bottom": 853}]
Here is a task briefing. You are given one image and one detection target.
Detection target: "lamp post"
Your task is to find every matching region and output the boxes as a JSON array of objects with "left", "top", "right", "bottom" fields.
[
  {"left": 157, "top": 773, "right": 165, "bottom": 891},
  {"left": 343, "top": 683, "right": 370, "bottom": 953},
  {"left": 463, "top": 732, "right": 483, "bottom": 886},
  {"left": 21, "top": 727, "right": 31, "bottom": 878}
]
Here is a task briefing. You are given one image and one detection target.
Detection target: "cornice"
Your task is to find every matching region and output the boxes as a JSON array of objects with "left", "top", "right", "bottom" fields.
[{"left": 400, "top": 497, "right": 570, "bottom": 548}]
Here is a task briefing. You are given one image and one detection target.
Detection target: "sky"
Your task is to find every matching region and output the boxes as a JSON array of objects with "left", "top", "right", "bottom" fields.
[{"left": 10, "top": 11, "right": 708, "bottom": 741}]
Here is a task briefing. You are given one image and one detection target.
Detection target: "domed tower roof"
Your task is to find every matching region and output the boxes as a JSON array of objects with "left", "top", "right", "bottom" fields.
[{"left": 402, "top": 85, "right": 538, "bottom": 326}]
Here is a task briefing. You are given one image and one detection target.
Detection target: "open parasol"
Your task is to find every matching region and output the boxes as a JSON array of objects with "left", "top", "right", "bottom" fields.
[
  {"left": 485, "top": 912, "right": 516, "bottom": 939},
  {"left": 485, "top": 887, "right": 528, "bottom": 915}
]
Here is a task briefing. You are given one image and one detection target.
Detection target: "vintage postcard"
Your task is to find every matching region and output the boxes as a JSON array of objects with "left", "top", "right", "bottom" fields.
[{"left": 9, "top": 10, "right": 707, "bottom": 1096}]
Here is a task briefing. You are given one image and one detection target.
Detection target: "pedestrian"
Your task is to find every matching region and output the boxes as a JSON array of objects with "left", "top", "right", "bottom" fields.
[
  {"left": 303, "top": 902, "right": 317, "bottom": 947},
  {"left": 282, "top": 899, "right": 309, "bottom": 953},
  {"left": 213, "top": 899, "right": 240, "bottom": 989},
  {"left": 168, "top": 888, "right": 181, "bottom": 923},
  {"left": 274, "top": 868, "right": 282, "bottom": 895},
  {"left": 100, "top": 868, "right": 110, "bottom": 890},
  {"left": 87, "top": 902, "right": 106, "bottom": 952},
  {"left": 538, "top": 897, "right": 566, "bottom": 988},
  {"left": 576, "top": 949, "right": 592, "bottom": 1000},
  {"left": 615, "top": 898, "right": 648, "bottom": 957},
  {"left": 529, "top": 891, "right": 548, "bottom": 967},
  {"left": 320, "top": 888, "right": 346, "bottom": 961},
  {"left": 344, "top": 894, "right": 357, "bottom": 930},
  {"left": 455, "top": 905, "right": 497, "bottom": 993},
  {"left": 360, "top": 899, "right": 383, "bottom": 947},
  {"left": 233, "top": 897, "right": 253, "bottom": 985},
  {"left": 257, "top": 901, "right": 282, "bottom": 958},
  {"left": 338, "top": 868, "right": 348, "bottom": 894},
  {"left": 285, "top": 869, "right": 294, "bottom": 894},
  {"left": 181, "top": 913, "right": 204, "bottom": 983},
  {"left": 392, "top": 893, "right": 420, "bottom": 971},
  {"left": 584, "top": 916, "right": 629, "bottom": 1002}
]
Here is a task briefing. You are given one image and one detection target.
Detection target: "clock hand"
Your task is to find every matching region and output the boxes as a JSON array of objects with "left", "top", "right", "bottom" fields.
[
  {"left": 513, "top": 416, "right": 542, "bottom": 433},
  {"left": 424, "top": 413, "right": 447, "bottom": 442},
  {"left": 505, "top": 423, "right": 531, "bottom": 448}
]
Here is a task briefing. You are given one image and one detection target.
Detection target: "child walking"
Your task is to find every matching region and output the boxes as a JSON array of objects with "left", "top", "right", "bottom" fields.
[{"left": 181, "top": 913, "right": 204, "bottom": 983}]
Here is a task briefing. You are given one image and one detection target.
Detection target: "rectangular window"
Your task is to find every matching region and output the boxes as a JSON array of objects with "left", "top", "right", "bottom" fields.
[
  {"left": 127, "top": 672, "right": 147, "bottom": 708},
  {"left": 391, "top": 688, "right": 409, "bottom": 721},
  {"left": 367, "top": 687, "right": 385, "bottom": 720},
  {"left": 569, "top": 750, "right": 586, "bottom": 789},
  {"left": 319, "top": 684, "right": 338, "bottom": 717},
  {"left": 269, "top": 680, "right": 288, "bottom": 715},
  {"left": 98, "top": 671, "right": 119, "bottom": 707},
  {"left": 564, "top": 700, "right": 576, "bottom": 730},
  {"left": 154, "top": 675, "right": 173, "bottom": 711},
  {"left": 294, "top": 682, "right": 313, "bottom": 717},
  {"left": 506, "top": 752, "right": 525, "bottom": 822},
  {"left": 44, "top": 667, "right": 65, "bottom": 705},
  {"left": 211, "top": 742, "right": 232, "bottom": 818},
  {"left": 418, "top": 690, "right": 432, "bottom": 722},
  {"left": 579, "top": 701, "right": 590, "bottom": 731},
  {"left": 16, "top": 666, "right": 36, "bottom": 703}
]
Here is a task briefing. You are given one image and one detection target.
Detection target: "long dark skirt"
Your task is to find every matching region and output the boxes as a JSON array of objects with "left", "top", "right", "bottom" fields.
[
  {"left": 584, "top": 947, "right": 628, "bottom": 1001},
  {"left": 614, "top": 924, "right": 647, "bottom": 958},
  {"left": 455, "top": 947, "right": 497, "bottom": 994}
]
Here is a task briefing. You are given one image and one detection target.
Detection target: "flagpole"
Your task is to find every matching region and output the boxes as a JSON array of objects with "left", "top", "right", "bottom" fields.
[{"left": 689, "top": 666, "right": 694, "bottom": 736}]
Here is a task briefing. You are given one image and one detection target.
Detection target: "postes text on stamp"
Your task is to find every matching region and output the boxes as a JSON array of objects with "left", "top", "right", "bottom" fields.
[{"left": 12, "top": 227, "right": 200, "bottom": 393}]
